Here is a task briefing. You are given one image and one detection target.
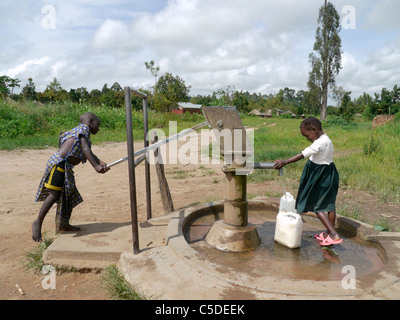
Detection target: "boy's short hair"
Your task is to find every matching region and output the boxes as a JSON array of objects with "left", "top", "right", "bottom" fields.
[
  {"left": 80, "top": 112, "right": 99, "bottom": 124},
  {"left": 300, "top": 116, "right": 322, "bottom": 131}
]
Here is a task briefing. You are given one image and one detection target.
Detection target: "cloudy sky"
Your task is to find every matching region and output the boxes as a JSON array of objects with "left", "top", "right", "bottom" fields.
[{"left": 1, "top": 0, "right": 400, "bottom": 100}]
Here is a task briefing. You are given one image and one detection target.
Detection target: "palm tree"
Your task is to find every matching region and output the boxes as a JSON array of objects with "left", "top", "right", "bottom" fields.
[{"left": 9, "top": 78, "right": 21, "bottom": 95}]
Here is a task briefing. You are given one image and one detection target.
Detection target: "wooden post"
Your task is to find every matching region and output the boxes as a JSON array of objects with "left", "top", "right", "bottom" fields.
[{"left": 152, "top": 132, "right": 174, "bottom": 213}]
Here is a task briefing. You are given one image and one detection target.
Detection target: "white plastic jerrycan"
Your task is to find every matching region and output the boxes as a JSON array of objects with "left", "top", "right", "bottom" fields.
[
  {"left": 274, "top": 212, "right": 303, "bottom": 249},
  {"left": 279, "top": 192, "right": 296, "bottom": 213},
  {"left": 275, "top": 193, "right": 303, "bottom": 249}
]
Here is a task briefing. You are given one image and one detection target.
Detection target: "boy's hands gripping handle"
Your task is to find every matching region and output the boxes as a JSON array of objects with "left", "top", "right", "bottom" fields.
[{"left": 81, "top": 136, "right": 110, "bottom": 174}]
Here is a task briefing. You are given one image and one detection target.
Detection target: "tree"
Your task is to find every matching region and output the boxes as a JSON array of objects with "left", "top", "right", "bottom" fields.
[
  {"left": 308, "top": 0, "right": 342, "bottom": 120},
  {"left": 353, "top": 92, "right": 373, "bottom": 115},
  {"left": 69, "top": 88, "right": 80, "bottom": 102},
  {"left": 0, "top": 75, "right": 11, "bottom": 97},
  {"left": 374, "top": 86, "right": 400, "bottom": 116},
  {"left": 331, "top": 86, "right": 346, "bottom": 107},
  {"left": 8, "top": 78, "right": 21, "bottom": 95},
  {"left": 89, "top": 89, "right": 102, "bottom": 105},
  {"left": 377, "top": 88, "right": 392, "bottom": 115},
  {"left": 41, "top": 78, "right": 67, "bottom": 102},
  {"left": 301, "top": 90, "right": 321, "bottom": 115},
  {"left": 69, "top": 87, "right": 89, "bottom": 103},
  {"left": 145, "top": 60, "right": 160, "bottom": 93},
  {"left": 232, "top": 91, "right": 250, "bottom": 112},
  {"left": 392, "top": 84, "right": 400, "bottom": 115},
  {"left": 0, "top": 76, "right": 21, "bottom": 98},
  {"left": 101, "top": 90, "right": 124, "bottom": 108},
  {"left": 22, "top": 78, "right": 36, "bottom": 100},
  {"left": 110, "top": 82, "right": 122, "bottom": 92},
  {"left": 46, "top": 77, "right": 62, "bottom": 92},
  {"left": 152, "top": 72, "right": 191, "bottom": 112},
  {"left": 190, "top": 94, "right": 213, "bottom": 106},
  {"left": 101, "top": 83, "right": 110, "bottom": 94},
  {"left": 361, "top": 85, "right": 400, "bottom": 119},
  {"left": 76, "top": 87, "right": 90, "bottom": 102},
  {"left": 338, "top": 91, "right": 355, "bottom": 121}
]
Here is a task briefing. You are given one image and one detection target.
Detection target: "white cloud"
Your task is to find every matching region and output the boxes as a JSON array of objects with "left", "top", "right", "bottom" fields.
[
  {"left": 336, "top": 34, "right": 400, "bottom": 97},
  {"left": 6, "top": 57, "right": 51, "bottom": 79},
  {"left": 364, "top": 0, "right": 400, "bottom": 31},
  {"left": 91, "top": 19, "right": 136, "bottom": 52},
  {"left": 369, "top": 36, "right": 400, "bottom": 73}
]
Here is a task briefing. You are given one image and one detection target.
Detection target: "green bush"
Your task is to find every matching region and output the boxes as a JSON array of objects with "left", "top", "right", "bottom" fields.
[
  {"left": 0, "top": 102, "right": 51, "bottom": 138},
  {"left": 363, "top": 134, "right": 381, "bottom": 156},
  {"left": 324, "top": 116, "right": 351, "bottom": 127}
]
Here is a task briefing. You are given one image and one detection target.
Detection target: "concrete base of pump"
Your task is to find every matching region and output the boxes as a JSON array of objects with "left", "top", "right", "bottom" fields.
[{"left": 205, "top": 220, "right": 261, "bottom": 252}]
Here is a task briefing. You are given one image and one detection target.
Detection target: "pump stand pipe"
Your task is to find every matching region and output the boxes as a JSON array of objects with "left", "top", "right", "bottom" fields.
[{"left": 253, "top": 162, "right": 284, "bottom": 176}]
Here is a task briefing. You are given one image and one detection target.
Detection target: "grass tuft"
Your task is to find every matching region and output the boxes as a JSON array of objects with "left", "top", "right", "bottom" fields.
[
  {"left": 23, "top": 235, "right": 54, "bottom": 273},
  {"left": 101, "top": 265, "right": 146, "bottom": 300}
]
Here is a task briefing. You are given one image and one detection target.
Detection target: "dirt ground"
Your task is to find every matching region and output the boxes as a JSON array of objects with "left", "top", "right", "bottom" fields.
[{"left": 1, "top": 138, "right": 399, "bottom": 300}]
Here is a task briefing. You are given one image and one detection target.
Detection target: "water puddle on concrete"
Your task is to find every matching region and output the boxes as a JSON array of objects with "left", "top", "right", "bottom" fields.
[{"left": 184, "top": 209, "right": 386, "bottom": 281}]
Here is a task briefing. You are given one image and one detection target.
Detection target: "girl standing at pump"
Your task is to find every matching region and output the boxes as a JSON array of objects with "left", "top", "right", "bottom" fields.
[{"left": 274, "top": 116, "right": 343, "bottom": 246}]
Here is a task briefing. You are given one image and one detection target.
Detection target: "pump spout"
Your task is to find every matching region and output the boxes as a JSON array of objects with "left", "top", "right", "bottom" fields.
[{"left": 253, "top": 162, "right": 283, "bottom": 176}]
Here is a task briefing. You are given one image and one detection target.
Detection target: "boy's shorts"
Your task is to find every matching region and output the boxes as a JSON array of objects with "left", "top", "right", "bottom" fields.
[{"left": 44, "top": 161, "right": 65, "bottom": 191}]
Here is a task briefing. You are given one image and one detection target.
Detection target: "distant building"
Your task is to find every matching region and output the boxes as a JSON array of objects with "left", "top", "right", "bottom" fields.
[{"left": 172, "top": 102, "right": 203, "bottom": 115}]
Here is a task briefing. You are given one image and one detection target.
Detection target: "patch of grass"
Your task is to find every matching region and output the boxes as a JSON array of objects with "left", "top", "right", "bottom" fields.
[
  {"left": 199, "top": 166, "right": 216, "bottom": 176},
  {"left": 336, "top": 202, "right": 364, "bottom": 221},
  {"left": 101, "top": 265, "right": 146, "bottom": 300},
  {"left": 23, "top": 235, "right": 54, "bottom": 273},
  {"left": 263, "top": 190, "right": 284, "bottom": 198},
  {"left": 373, "top": 217, "right": 393, "bottom": 232},
  {"left": 168, "top": 168, "right": 188, "bottom": 179}
]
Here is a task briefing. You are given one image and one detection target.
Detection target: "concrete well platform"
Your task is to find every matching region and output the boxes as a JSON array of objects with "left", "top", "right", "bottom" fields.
[
  {"left": 42, "top": 216, "right": 170, "bottom": 271},
  {"left": 43, "top": 199, "right": 400, "bottom": 299}
]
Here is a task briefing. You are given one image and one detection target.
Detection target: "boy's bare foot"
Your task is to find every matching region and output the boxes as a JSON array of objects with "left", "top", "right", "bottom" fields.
[
  {"left": 32, "top": 220, "right": 42, "bottom": 242},
  {"left": 56, "top": 223, "right": 81, "bottom": 233}
]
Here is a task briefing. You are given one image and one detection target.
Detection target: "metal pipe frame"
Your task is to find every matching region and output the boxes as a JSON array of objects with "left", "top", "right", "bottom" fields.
[
  {"left": 253, "top": 162, "right": 284, "bottom": 176},
  {"left": 124, "top": 87, "right": 140, "bottom": 255},
  {"left": 142, "top": 95, "right": 151, "bottom": 220}
]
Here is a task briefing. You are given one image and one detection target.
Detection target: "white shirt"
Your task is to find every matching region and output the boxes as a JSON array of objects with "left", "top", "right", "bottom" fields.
[{"left": 301, "top": 134, "right": 334, "bottom": 165}]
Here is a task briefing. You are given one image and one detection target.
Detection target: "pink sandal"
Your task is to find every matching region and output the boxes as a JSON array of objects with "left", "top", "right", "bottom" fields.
[
  {"left": 314, "top": 232, "right": 328, "bottom": 241},
  {"left": 319, "top": 235, "right": 343, "bottom": 246}
]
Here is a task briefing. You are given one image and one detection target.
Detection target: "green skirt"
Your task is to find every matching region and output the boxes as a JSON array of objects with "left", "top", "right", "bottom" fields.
[{"left": 296, "top": 160, "right": 339, "bottom": 214}]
